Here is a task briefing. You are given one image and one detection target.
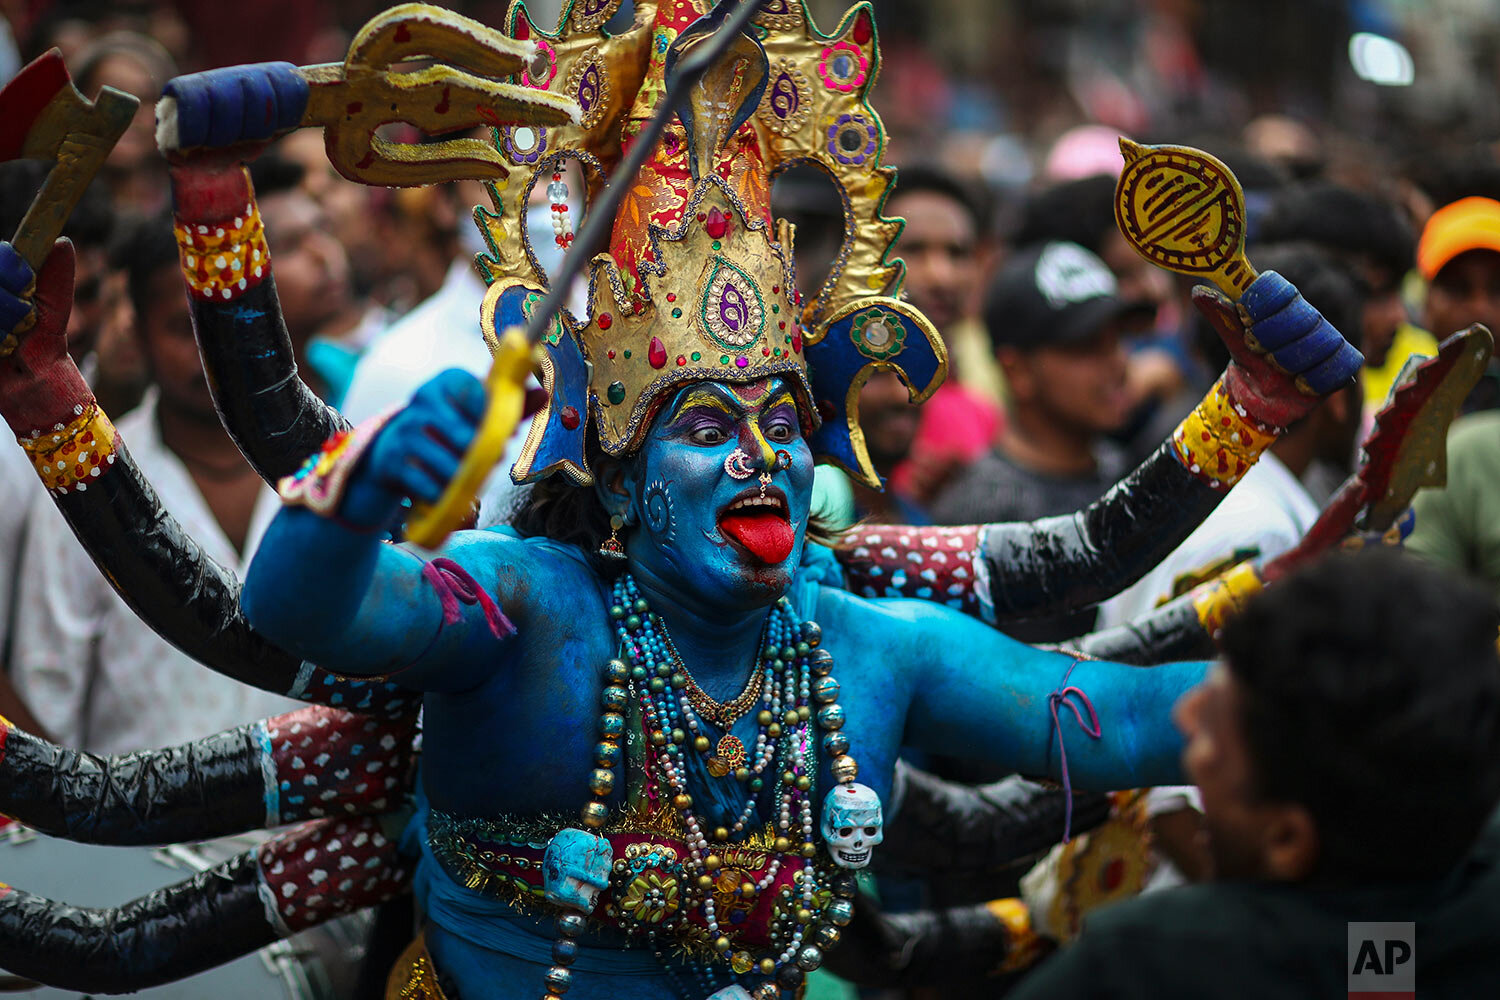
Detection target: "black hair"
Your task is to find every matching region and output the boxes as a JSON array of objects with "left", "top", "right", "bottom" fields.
[
  {"left": 248, "top": 154, "right": 309, "bottom": 199},
  {"left": 1257, "top": 182, "right": 1416, "bottom": 285},
  {"left": 888, "top": 163, "right": 989, "bottom": 240},
  {"left": 1193, "top": 242, "right": 1365, "bottom": 375},
  {"left": 1403, "top": 147, "right": 1500, "bottom": 213},
  {"left": 1219, "top": 549, "right": 1500, "bottom": 882},
  {"left": 1011, "top": 174, "right": 1117, "bottom": 254},
  {"left": 73, "top": 31, "right": 177, "bottom": 99},
  {"left": 0, "top": 162, "right": 115, "bottom": 251},
  {"left": 108, "top": 212, "right": 181, "bottom": 324}
]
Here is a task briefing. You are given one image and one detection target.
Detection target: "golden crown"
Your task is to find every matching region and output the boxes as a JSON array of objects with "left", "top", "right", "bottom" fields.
[{"left": 475, "top": 0, "right": 946, "bottom": 489}]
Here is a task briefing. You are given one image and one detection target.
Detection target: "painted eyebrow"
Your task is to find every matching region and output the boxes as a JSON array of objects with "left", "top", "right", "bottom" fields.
[
  {"left": 670, "top": 388, "right": 740, "bottom": 420},
  {"left": 762, "top": 390, "right": 796, "bottom": 414}
]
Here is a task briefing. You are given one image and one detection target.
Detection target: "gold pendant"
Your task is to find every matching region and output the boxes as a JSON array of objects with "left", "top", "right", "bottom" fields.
[{"left": 706, "top": 734, "right": 747, "bottom": 778}]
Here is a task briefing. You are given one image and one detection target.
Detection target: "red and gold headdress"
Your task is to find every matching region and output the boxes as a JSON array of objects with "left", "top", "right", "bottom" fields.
[{"left": 476, "top": 0, "right": 945, "bottom": 488}]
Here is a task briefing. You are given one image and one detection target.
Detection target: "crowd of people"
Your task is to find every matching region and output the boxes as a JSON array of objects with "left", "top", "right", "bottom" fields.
[{"left": 3, "top": 1, "right": 1500, "bottom": 998}]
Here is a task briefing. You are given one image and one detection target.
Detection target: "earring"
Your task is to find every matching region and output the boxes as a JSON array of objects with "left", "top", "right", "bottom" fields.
[
  {"left": 724, "top": 448, "right": 756, "bottom": 479},
  {"left": 598, "top": 513, "right": 627, "bottom": 560}
]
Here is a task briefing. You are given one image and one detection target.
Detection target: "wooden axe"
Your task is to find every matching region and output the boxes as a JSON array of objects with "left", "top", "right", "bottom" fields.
[{"left": 0, "top": 49, "right": 136, "bottom": 353}]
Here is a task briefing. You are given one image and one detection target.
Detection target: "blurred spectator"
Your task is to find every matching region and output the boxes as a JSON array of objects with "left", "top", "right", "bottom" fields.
[
  {"left": 931, "top": 241, "right": 1149, "bottom": 643},
  {"left": 1241, "top": 114, "right": 1323, "bottom": 180},
  {"left": 277, "top": 128, "right": 451, "bottom": 314},
  {"left": 339, "top": 166, "right": 549, "bottom": 522},
  {"left": 1415, "top": 196, "right": 1500, "bottom": 412},
  {"left": 1409, "top": 405, "right": 1500, "bottom": 602},
  {"left": 249, "top": 153, "right": 389, "bottom": 405},
  {"left": 339, "top": 177, "right": 491, "bottom": 424},
  {"left": 10, "top": 214, "right": 301, "bottom": 752},
  {"left": 1013, "top": 550, "right": 1500, "bottom": 1000},
  {"left": 883, "top": 165, "right": 1004, "bottom": 507},
  {"left": 1013, "top": 173, "right": 1185, "bottom": 447},
  {"left": 1257, "top": 181, "right": 1424, "bottom": 406},
  {"left": 73, "top": 31, "right": 177, "bottom": 216},
  {"left": 851, "top": 371, "right": 928, "bottom": 524},
  {"left": 1098, "top": 244, "right": 1366, "bottom": 627}
]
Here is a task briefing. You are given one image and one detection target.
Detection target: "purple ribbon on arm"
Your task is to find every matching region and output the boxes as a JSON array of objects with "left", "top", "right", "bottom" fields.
[
  {"left": 421, "top": 557, "right": 516, "bottom": 640},
  {"left": 1048, "top": 657, "right": 1102, "bottom": 842}
]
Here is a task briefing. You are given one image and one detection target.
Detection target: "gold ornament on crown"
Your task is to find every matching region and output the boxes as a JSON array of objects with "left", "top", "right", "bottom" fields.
[{"left": 468, "top": 0, "right": 944, "bottom": 487}]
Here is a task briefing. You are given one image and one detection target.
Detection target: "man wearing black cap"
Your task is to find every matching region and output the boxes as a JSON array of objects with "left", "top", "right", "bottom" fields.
[{"left": 931, "top": 240, "right": 1151, "bottom": 643}]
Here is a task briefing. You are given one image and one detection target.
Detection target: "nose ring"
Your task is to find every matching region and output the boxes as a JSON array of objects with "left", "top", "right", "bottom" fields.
[
  {"left": 724, "top": 448, "right": 756, "bottom": 479},
  {"left": 774, "top": 449, "right": 791, "bottom": 470}
]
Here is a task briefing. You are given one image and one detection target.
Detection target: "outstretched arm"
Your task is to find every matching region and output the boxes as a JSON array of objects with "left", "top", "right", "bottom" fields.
[
  {"left": 243, "top": 369, "right": 531, "bottom": 692},
  {"left": 839, "top": 276, "right": 1362, "bottom": 622},
  {"left": 870, "top": 596, "right": 1206, "bottom": 790}
]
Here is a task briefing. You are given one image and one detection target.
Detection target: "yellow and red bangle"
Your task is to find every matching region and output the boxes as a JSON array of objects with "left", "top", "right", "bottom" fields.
[
  {"left": 18, "top": 400, "right": 119, "bottom": 495},
  {"left": 1170, "top": 377, "right": 1279, "bottom": 490},
  {"left": 1190, "top": 562, "right": 1264, "bottom": 641},
  {"left": 173, "top": 199, "right": 271, "bottom": 304},
  {"left": 987, "top": 898, "right": 1048, "bottom": 973}
]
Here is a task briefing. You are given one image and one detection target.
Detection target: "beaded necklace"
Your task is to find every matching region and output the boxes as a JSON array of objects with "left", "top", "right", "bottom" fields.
[{"left": 539, "top": 571, "right": 869, "bottom": 999}]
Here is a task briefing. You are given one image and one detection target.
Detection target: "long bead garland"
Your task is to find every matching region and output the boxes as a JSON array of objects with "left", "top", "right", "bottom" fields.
[{"left": 541, "top": 572, "right": 866, "bottom": 1000}]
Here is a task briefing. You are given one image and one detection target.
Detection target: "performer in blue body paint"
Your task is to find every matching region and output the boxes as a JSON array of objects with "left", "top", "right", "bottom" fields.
[{"left": 0, "top": 1, "right": 1361, "bottom": 997}]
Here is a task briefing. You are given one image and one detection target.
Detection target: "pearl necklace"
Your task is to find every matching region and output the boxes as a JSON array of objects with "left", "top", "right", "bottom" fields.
[{"left": 540, "top": 573, "right": 868, "bottom": 999}]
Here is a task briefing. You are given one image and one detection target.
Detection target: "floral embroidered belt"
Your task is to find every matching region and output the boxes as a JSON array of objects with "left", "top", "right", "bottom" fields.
[{"left": 428, "top": 806, "right": 836, "bottom": 962}]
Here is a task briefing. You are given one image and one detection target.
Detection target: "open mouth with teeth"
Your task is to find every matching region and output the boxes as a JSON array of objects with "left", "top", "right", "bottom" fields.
[
  {"left": 834, "top": 848, "right": 871, "bottom": 866},
  {"left": 717, "top": 486, "right": 794, "bottom": 565}
]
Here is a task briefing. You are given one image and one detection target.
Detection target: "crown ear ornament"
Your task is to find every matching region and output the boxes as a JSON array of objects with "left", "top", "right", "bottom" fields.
[{"left": 477, "top": 0, "right": 946, "bottom": 491}]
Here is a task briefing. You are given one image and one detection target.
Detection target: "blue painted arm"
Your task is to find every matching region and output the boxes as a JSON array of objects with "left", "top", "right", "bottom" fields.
[
  {"left": 243, "top": 371, "right": 516, "bottom": 692},
  {"left": 893, "top": 599, "right": 1204, "bottom": 790}
]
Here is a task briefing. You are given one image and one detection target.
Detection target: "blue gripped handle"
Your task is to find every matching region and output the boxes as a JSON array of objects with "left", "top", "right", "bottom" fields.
[
  {"left": 1239, "top": 270, "right": 1363, "bottom": 394},
  {"left": 162, "top": 63, "right": 309, "bottom": 150}
]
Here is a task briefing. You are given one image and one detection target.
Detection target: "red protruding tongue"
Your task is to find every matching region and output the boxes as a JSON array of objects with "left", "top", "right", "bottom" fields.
[{"left": 720, "top": 511, "right": 795, "bottom": 565}]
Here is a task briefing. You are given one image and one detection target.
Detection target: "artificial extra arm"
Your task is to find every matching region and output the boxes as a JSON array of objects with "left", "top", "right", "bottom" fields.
[
  {"left": 876, "top": 761, "right": 1111, "bottom": 878},
  {"left": 0, "top": 705, "right": 415, "bottom": 846},
  {"left": 162, "top": 64, "right": 348, "bottom": 485},
  {"left": 839, "top": 276, "right": 1361, "bottom": 624},
  {"left": 0, "top": 242, "right": 411, "bottom": 715},
  {"left": 0, "top": 813, "right": 408, "bottom": 994}
]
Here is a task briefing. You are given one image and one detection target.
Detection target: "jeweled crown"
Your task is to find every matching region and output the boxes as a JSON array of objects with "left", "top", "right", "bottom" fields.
[{"left": 475, "top": 0, "right": 947, "bottom": 488}]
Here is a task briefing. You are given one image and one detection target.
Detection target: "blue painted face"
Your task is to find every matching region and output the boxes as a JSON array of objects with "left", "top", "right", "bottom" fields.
[{"left": 619, "top": 377, "right": 814, "bottom": 609}]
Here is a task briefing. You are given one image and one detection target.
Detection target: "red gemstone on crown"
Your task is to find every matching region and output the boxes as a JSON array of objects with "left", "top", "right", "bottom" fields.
[
  {"left": 704, "top": 207, "right": 731, "bottom": 240},
  {"left": 649, "top": 336, "right": 668, "bottom": 369},
  {"left": 560, "top": 406, "right": 580, "bottom": 430},
  {"left": 598, "top": 313, "right": 613, "bottom": 330}
]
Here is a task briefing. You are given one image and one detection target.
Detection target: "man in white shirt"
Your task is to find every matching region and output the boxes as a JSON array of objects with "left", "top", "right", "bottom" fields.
[
  {"left": 340, "top": 172, "right": 585, "bottom": 523},
  {"left": 11, "top": 216, "right": 301, "bottom": 753}
]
